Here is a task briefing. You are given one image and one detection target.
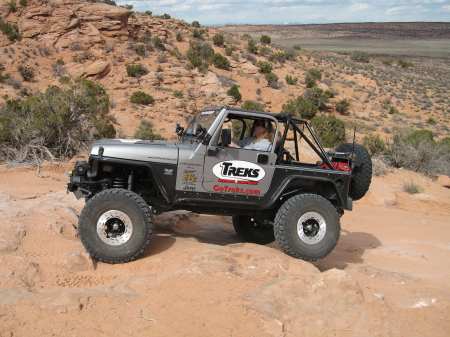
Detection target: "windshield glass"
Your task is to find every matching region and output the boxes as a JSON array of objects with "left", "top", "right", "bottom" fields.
[{"left": 185, "top": 108, "right": 221, "bottom": 135}]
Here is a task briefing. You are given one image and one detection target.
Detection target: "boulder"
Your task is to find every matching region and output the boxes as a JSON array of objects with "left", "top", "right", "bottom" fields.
[
  {"left": 84, "top": 60, "right": 110, "bottom": 77},
  {"left": 435, "top": 175, "right": 450, "bottom": 188}
]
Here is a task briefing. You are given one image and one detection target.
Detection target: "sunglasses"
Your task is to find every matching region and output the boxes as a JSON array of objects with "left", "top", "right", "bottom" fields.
[{"left": 254, "top": 120, "right": 269, "bottom": 128}]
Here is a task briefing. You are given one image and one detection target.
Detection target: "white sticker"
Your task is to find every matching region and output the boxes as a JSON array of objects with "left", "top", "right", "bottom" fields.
[{"left": 213, "top": 161, "right": 265, "bottom": 182}]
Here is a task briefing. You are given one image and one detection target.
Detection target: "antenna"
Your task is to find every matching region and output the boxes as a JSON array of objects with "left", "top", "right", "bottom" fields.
[{"left": 352, "top": 127, "right": 356, "bottom": 159}]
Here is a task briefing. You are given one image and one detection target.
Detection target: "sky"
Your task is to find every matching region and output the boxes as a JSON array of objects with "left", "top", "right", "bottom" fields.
[{"left": 117, "top": 0, "right": 450, "bottom": 26}]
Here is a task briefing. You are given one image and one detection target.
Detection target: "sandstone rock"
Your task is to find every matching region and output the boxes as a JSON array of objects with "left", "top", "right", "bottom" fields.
[
  {"left": 66, "top": 63, "right": 85, "bottom": 78},
  {"left": 66, "top": 18, "right": 80, "bottom": 30},
  {"left": 57, "top": 252, "right": 95, "bottom": 272},
  {"left": 241, "top": 269, "right": 365, "bottom": 335},
  {"left": 141, "top": 72, "right": 162, "bottom": 86},
  {"left": 76, "top": 3, "right": 132, "bottom": 23},
  {"left": 317, "top": 82, "right": 330, "bottom": 92},
  {"left": 165, "top": 67, "right": 192, "bottom": 78},
  {"left": 435, "top": 175, "right": 450, "bottom": 188},
  {"left": 84, "top": 60, "right": 110, "bottom": 77},
  {"left": 0, "top": 255, "right": 42, "bottom": 287},
  {"left": 241, "top": 63, "right": 259, "bottom": 74}
]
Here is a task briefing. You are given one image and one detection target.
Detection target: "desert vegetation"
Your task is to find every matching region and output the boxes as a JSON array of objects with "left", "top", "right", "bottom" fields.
[
  {"left": 0, "top": 78, "right": 115, "bottom": 163},
  {"left": 0, "top": 4, "right": 448, "bottom": 176}
]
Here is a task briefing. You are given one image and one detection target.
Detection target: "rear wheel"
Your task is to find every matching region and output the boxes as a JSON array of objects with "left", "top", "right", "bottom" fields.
[
  {"left": 232, "top": 215, "right": 275, "bottom": 245},
  {"left": 78, "top": 189, "right": 153, "bottom": 264},
  {"left": 274, "top": 194, "right": 340, "bottom": 261},
  {"left": 336, "top": 143, "right": 372, "bottom": 201}
]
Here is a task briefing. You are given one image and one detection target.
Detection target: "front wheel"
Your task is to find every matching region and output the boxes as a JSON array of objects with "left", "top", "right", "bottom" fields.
[
  {"left": 274, "top": 194, "right": 340, "bottom": 261},
  {"left": 232, "top": 215, "right": 275, "bottom": 245},
  {"left": 78, "top": 189, "right": 153, "bottom": 264}
]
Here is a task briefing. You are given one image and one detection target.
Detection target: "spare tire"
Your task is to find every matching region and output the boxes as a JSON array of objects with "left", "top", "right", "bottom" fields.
[{"left": 336, "top": 143, "right": 372, "bottom": 200}]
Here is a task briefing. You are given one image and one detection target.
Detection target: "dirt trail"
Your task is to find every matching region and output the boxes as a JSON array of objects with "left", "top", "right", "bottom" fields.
[{"left": 0, "top": 163, "right": 449, "bottom": 336}]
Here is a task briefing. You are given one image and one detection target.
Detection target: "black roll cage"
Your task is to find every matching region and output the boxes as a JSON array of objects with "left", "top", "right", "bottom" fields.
[{"left": 274, "top": 113, "right": 335, "bottom": 169}]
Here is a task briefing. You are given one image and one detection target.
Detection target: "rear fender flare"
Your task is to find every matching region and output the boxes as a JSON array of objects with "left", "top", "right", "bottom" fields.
[{"left": 264, "top": 175, "right": 345, "bottom": 210}]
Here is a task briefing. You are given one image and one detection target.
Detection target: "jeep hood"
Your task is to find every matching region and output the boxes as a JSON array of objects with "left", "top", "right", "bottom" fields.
[{"left": 89, "top": 139, "right": 188, "bottom": 164}]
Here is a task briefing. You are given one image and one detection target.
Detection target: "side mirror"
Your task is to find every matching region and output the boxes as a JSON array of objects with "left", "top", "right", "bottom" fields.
[
  {"left": 221, "top": 129, "right": 231, "bottom": 146},
  {"left": 193, "top": 123, "right": 204, "bottom": 136},
  {"left": 174, "top": 123, "right": 184, "bottom": 133}
]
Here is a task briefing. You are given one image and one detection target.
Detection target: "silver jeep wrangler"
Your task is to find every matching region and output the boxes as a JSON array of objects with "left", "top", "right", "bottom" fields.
[{"left": 67, "top": 106, "right": 372, "bottom": 263}]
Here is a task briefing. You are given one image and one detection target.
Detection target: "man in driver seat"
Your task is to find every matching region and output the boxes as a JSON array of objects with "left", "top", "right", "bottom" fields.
[{"left": 229, "top": 119, "right": 274, "bottom": 151}]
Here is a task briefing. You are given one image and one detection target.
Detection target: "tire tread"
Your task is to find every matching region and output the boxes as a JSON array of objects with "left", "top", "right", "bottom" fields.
[{"left": 78, "top": 189, "right": 153, "bottom": 264}]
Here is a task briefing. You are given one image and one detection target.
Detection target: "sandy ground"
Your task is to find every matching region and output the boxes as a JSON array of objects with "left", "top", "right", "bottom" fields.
[{"left": 0, "top": 162, "right": 449, "bottom": 337}]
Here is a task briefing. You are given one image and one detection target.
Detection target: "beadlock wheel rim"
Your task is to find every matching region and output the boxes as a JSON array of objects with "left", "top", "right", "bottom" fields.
[
  {"left": 97, "top": 210, "right": 132, "bottom": 246},
  {"left": 297, "top": 212, "right": 326, "bottom": 244}
]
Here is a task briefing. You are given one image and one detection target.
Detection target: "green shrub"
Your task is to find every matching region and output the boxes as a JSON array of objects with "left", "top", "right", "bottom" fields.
[
  {"left": 0, "top": 72, "right": 11, "bottom": 83},
  {"left": 152, "top": 37, "right": 165, "bottom": 51},
  {"left": 8, "top": 1, "right": 17, "bottom": 13},
  {"left": 176, "top": 32, "right": 183, "bottom": 42},
  {"left": 17, "top": 65, "right": 34, "bottom": 81},
  {"left": 389, "top": 106, "right": 399, "bottom": 114},
  {"left": 58, "top": 76, "right": 71, "bottom": 84},
  {"left": 19, "top": 0, "right": 27, "bottom": 6},
  {"left": 389, "top": 130, "right": 449, "bottom": 175},
  {"left": 257, "top": 61, "right": 273, "bottom": 74},
  {"left": 0, "top": 79, "right": 115, "bottom": 163},
  {"left": 192, "top": 29, "right": 204, "bottom": 39},
  {"left": 351, "top": 50, "right": 370, "bottom": 63},
  {"left": 259, "top": 46, "right": 272, "bottom": 56},
  {"left": 226, "top": 84, "right": 242, "bottom": 102},
  {"left": 268, "top": 52, "right": 287, "bottom": 63},
  {"left": 247, "top": 39, "right": 258, "bottom": 54},
  {"left": 305, "top": 75, "right": 316, "bottom": 88},
  {"left": 426, "top": 117, "right": 437, "bottom": 125},
  {"left": 212, "top": 34, "right": 224, "bottom": 46},
  {"left": 402, "top": 180, "right": 423, "bottom": 194},
  {"left": 282, "top": 96, "right": 317, "bottom": 120},
  {"left": 260, "top": 35, "right": 271, "bottom": 44},
  {"left": 134, "top": 44, "right": 146, "bottom": 56},
  {"left": 0, "top": 22, "right": 22, "bottom": 42},
  {"left": 242, "top": 100, "right": 264, "bottom": 112},
  {"left": 173, "top": 90, "right": 183, "bottom": 98},
  {"left": 102, "top": 0, "right": 117, "bottom": 5},
  {"left": 126, "top": 64, "right": 149, "bottom": 78},
  {"left": 285, "top": 74, "right": 298, "bottom": 85},
  {"left": 186, "top": 40, "right": 214, "bottom": 68},
  {"left": 304, "top": 87, "right": 329, "bottom": 111},
  {"left": 192, "top": 21, "right": 201, "bottom": 28},
  {"left": 398, "top": 60, "right": 414, "bottom": 68},
  {"left": 169, "top": 50, "right": 183, "bottom": 60},
  {"left": 336, "top": 99, "right": 350, "bottom": 115},
  {"left": 293, "top": 45, "right": 301, "bottom": 50},
  {"left": 308, "top": 68, "right": 322, "bottom": 80},
  {"left": 72, "top": 51, "right": 90, "bottom": 63},
  {"left": 310, "top": 115, "right": 346, "bottom": 148},
  {"left": 212, "top": 53, "right": 230, "bottom": 70},
  {"left": 130, "top": 91, "right": 154, "bottom": 105},
  {"left": 265, "top": 73, "right": 279, "bottom": 88},
  {"left": 134, "top": 121, "right": 166, "bottom": 140},
  {"left": 362, "top": 134, "right": 387, "bottom": 156}
]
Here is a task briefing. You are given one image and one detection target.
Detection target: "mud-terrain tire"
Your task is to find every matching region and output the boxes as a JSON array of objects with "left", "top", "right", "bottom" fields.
[
  {"left": 274, "top": 194, "right": 340, "bottom": 261},
  {"left": 232, "top": 215, "right": 275, "bottom": 245},
  {"left": 336, "top": 143, "right": 372, "bottom": 201},
  {"left": 78, "top": 189, "right": 153, "bottom": 264}
]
